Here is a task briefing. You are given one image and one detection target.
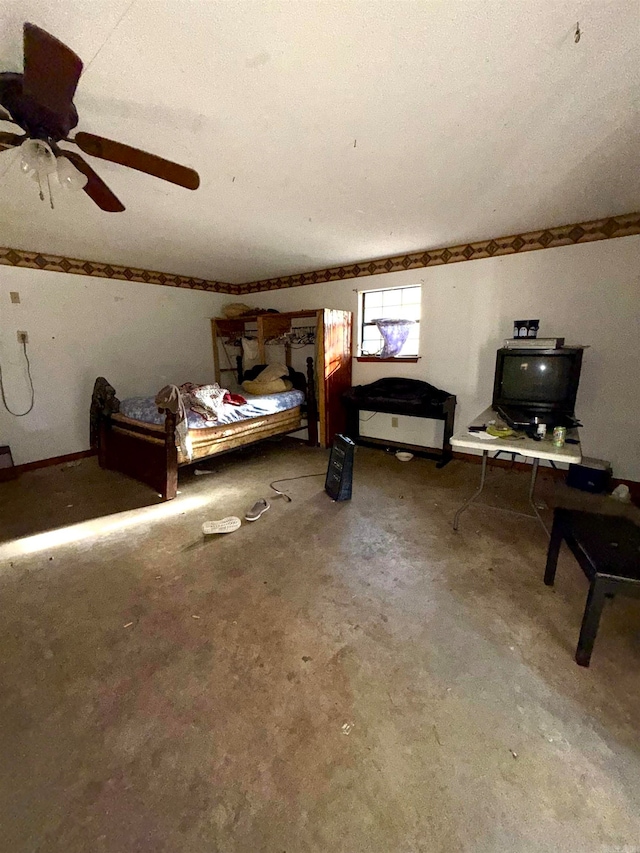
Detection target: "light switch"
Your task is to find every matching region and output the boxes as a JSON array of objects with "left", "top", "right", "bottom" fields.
[{"left": 10, "top": 292, "right": 20, "bottom": 304}]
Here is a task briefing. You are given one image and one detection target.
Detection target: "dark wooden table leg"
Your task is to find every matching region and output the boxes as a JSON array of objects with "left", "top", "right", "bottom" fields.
[
  {"left": 544, "top": 510, "right": 565, "bottom": 586},
  {"left": 436, "top": 398, "right": 456, "bottom": 468},
  {"left": 576, "top": 579, "right": 606, "bottom": 667},
  {"left": 344, "top": 404, "right": 360, "bottom": 444}
]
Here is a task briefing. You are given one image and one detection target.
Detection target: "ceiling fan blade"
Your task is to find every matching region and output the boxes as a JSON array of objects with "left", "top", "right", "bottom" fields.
[
  {"left": 23, "top": 23, "right": 83, "bottom": 115},
  {"left": 59, "top": 150, "right": 125, "bottom": 212},
  {"left": 0, "top": 107, "right": 15, "bottom": 124},
  {"left": 0, "top": 131, "right": 23, "bottom": 146},
  {"left": 73, "top": 132, "right": 200, "bottom": 190}
]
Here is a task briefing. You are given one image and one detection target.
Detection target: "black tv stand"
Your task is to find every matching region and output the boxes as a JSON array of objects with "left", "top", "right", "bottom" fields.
[{"left": 342, "top": 378, "right": 457, "bottom": 467}]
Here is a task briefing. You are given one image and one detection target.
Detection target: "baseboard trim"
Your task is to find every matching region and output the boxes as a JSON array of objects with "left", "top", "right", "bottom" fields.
[
  {"left": 11, "top": 448, "right": 96, "bottom": 476},
  {"left": 5, "top": 446, "right": 639, "bottom": 505}
]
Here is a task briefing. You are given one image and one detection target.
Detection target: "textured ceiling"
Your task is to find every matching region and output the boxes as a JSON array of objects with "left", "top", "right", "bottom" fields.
[{"left": 0, "top": 0, "right": 638, "bottom": 284}]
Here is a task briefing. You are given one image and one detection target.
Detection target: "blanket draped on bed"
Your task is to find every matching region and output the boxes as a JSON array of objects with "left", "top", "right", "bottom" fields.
[
  {"left": 155, "top": 384, "right": 192, "bottom": 460},
  {"left": 154, "top": 382, "right": 252, "bottom": 460}
]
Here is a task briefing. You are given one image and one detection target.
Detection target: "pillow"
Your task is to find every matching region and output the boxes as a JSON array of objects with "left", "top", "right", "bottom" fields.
[
  {"left": 242, "top": 364, "right": 307, "bottom": 392},
  {"left": 256, "top": 362, "right": 289, "bottom": 383},
  {"left": 242, "top": 377, "right": 293, "bottom": 395},
  {"left": 241, "top": 337, "right": 260, "bottom": 370}
]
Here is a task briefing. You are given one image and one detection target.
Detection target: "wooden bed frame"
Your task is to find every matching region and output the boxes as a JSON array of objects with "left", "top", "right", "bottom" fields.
[{"left": 91, "top": 357, "right": 318, "bottom": 500}]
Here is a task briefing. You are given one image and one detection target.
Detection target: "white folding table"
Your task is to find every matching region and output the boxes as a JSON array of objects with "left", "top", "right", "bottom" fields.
[{"left": 450, "top": 406, "right": 582, "bottom": 535}]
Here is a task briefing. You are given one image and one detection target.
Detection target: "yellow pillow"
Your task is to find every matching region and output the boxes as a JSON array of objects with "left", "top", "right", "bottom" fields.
[
  {"left": 242, "top": 378, "right": 293, "bottom": 395},
  {"left": 256, "top": 363, "right": 289, "bottom": 383}
]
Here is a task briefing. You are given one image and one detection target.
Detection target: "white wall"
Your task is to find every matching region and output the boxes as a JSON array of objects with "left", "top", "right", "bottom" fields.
[
  {"left": 2, "top": 236, "right": 638, "bottom": 478},
  {"left": 0, "top": 267, "right": 226, "bottom": 465},
  {"left": 248, "top": 236, "right": 640, "bottom": 481}
]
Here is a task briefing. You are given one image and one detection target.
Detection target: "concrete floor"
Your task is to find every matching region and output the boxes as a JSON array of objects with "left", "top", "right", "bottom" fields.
[{"left": 0, "top": 440, "right": 639, "bottom": 853}]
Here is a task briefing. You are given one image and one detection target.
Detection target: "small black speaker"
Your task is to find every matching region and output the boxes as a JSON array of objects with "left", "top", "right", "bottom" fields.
[{"left": 325, "top": 434, "right": 355, "bottom": 501}]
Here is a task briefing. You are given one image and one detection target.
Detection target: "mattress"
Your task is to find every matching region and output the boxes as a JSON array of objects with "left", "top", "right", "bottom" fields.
[{"left": 119, "top": 389, "right": 305, "bottom": 429}]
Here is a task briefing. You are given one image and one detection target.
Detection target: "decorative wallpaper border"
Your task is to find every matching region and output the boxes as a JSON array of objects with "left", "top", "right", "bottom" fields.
[
  {"left": 1, "top": 211, "right": 639, "bottom": 296},
  {"left": 0, "top": 246, "right": 239, "bottom": 295},
  {"left": 240, "top": 212, "right": 640, "bottom": 293}
]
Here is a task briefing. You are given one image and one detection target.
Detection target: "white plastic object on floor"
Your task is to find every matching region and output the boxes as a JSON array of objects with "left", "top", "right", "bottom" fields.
[
  {"left": 395, "top": 451, "right": 414, "bottom": 462},
  {"left": 610, "top": 484, "right": 631, "bottom": 503},
  {"left": 202, "top": 517, "right": 241, "bottom": 535}
]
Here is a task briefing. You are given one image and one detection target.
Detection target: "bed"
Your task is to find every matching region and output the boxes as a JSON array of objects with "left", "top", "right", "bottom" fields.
[{"left": 91, "top": 356, "right": 317, "bottom": 500}]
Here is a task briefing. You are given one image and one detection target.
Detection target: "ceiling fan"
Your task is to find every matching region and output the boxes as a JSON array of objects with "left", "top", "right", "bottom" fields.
[{"left": 0, "top": 22, "right": 200, "bottom": 212}]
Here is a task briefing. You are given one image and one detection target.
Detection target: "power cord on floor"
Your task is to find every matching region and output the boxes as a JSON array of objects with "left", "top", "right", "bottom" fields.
[
  {"left": 269, "top": 472, "right": 325, "bottom": 502},
  {"left": 0, "top": 340, "right": 35, "bottom": 417}
]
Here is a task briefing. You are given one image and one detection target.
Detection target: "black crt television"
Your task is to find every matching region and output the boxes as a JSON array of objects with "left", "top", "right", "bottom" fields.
[{"left": 492, "top": 347, "right": 583, "bottom": 421}]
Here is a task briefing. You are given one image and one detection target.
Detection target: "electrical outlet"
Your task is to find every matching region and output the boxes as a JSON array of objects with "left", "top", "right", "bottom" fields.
[
  {"left": 391, "top": 417, "right": 399, "bottom": 428},
  {"left": 17, "top": 330, "right": 28, "bottom": 344},
  {"left": 10, "top": 292, "right": 20, "bottom": 304}
]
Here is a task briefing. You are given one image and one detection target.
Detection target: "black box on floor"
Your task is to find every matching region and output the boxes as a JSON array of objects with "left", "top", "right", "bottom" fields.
[
  {"left": 566, "top": 457, "right": 612, "bottom": 493},
  {"left": 325, "top": 434, "right": 355, "bottom": 501}
]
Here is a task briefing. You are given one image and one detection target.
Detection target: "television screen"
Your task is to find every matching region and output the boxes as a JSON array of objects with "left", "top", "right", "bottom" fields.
[{"left": 500, "top": 354, "right": 574, "bottom": 404}]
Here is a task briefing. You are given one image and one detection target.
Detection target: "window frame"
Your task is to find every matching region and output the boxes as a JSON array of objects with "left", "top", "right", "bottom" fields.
[{"left": 357, "top": 284, "right": 421, "bottom": 362}]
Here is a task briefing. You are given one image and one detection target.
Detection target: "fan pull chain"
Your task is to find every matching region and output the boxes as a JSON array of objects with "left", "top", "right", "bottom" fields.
[{"left": 46, "top": 173, "right": 54, "bottom": 209}]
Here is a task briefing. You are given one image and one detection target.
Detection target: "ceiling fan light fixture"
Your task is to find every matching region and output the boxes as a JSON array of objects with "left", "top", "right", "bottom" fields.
[
  {"left": 19, "top": 137, "right": 57, "bottom": 205},
  {"left": 56, "top": 154, "right": 88, "bottom": 190},
  {"left": 20, "top": 138, "right": 56, "bottom": 178},
  {"left": 0, "top": 23, "right": 199, "bottom": 212}
]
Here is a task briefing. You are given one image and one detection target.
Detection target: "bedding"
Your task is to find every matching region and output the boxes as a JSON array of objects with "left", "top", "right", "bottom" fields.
[
  {"left": 120, "top": 389, "right": 305, "bottom": 430},
  {"left": 242, "top": 364, "right": 307, "bottom": 392},
  {"left": 254, "top": 362, "right": 289, "bottom": 382},
  {"left": 242, "top": 377, "right": 293, "bottom": 395}
]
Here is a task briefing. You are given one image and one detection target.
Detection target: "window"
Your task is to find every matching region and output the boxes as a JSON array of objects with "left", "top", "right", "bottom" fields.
[{"left": 358, "top": 284, "right": 421, "bottom": 360}]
